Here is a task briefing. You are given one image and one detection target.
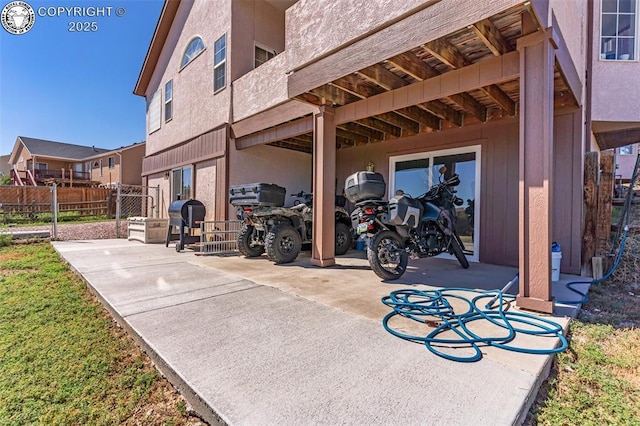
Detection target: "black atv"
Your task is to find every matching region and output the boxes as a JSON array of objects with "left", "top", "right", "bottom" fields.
[{"left": 230, "top": 184, "right": 352, "bottom": 264}]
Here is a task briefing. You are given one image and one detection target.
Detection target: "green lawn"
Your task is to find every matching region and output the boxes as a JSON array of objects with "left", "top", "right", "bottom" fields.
[
  {"left": 530, "top": 241, "right": 640, "bottom": 425},
  {"left": 0, "top": 243, "right": 197, "bottom": 425}
]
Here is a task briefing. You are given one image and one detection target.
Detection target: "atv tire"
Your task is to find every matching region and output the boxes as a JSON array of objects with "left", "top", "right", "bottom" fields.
[
  {"left": 266, "top": 224, "right": 302, "bottom": 264},
  {"left": 237, "top": 225, "right": 264, "bottom": 257},
  {"left": 334, "top": 222, "right": 352, "bottom": 256}
]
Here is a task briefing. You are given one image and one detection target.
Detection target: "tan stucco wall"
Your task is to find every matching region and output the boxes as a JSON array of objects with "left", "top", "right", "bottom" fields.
[
  {"left": 121, "top": 144, "right": 145, "bottom": 185},
  {"left": 616, "top": 145, "right": 639, "bottom": 179},
  {"left": 285, "top": 0, "right": 433, "bottom": 69},
  {"left": 231, "top": 0, "right": 285, "bottom": 81},
  {"left": 549, "top": 0, "right": 587, "bottom": 85},
  {"left": 145, "top": 0, "right": 232, "bottom": 156},
  {"left": 590, "top": 0, "right": 640, "bottom": 123},
  {"left": 195, "top": 159, "right": 217, "bottom": 221},
  {"left": 232, "top": 54, "right": 290, "bottom": 121},
  {"left": 11, "top": 144, "right": 32, "bottom": 170},
  {"left": 148, "top": 173, "right": 170, "bottom": 218},
  {"left": 228, "top": 143, "right": 312, "bottom": 218}
]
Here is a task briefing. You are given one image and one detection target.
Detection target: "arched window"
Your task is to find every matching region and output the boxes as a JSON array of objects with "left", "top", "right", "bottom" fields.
[{"left": 181, "top": 37, "right": 205, "bottom": 68}]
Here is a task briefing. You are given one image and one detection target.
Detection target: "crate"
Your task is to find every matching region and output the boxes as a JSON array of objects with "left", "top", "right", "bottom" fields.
[
  {"left": 128, "top": 217, "right": 169, "bottom": 244},
  {"left": 229, "top": 183, "right": 286, "bottom": 207},
  {"left": 344, "top": 171, "right": 386, "bottom": 203}
]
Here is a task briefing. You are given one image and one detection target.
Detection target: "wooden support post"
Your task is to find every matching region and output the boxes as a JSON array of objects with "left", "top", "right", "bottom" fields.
[
  {"left": 311, "top": 106, "right": 336, "bottom": 267},
  {"left": 596, "top": 151, "right": 614, "bottom": 258},
  {"left": 516, "top": 29, "right": 556, "bottom": 314},
  {"left": 582, "top": 152, "right": 599, "bottom": 276}
]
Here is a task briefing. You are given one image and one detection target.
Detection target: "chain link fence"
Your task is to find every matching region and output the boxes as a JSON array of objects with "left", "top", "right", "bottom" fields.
[{"left": 115, "top": 184, "right": 161, "bottom": 238}]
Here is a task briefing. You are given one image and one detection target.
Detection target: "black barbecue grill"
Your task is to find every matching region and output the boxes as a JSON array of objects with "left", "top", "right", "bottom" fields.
[{"left": 165, "top": 199, "right": 206, "bottom": 252}]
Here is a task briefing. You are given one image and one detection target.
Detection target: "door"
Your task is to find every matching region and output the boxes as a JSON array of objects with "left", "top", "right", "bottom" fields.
[{"left": 389, "top": 145, "right": 480, "bottom": 261}]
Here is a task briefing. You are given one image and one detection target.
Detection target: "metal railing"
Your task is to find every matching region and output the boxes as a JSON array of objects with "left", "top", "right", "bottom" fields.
[{"left": 199, "top": 220, "right": 242, "bottom": 255}]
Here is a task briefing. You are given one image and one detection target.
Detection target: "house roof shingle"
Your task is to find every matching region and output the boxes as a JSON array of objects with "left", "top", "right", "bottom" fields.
[{"left": 19, "top": 136, "right": 111, "bottom": 160}]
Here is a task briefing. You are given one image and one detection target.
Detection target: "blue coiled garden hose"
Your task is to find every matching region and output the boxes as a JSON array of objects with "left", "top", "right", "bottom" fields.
[
  {"left": 381, "top": 226, "right": 629, "bottom": 362},
  {"left": 556, "top": 225, "right": 629, "bottom": 305},
  {"left": 382, "top": 288, "right": 568, "bottom": 362}
]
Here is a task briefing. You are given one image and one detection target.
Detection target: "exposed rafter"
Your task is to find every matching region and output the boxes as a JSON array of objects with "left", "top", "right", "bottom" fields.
[
  {"left": 424, "top": 38, "right": 516, "bottom": 116},
  {"left": 470, "top": 18, "right": 513, "bottom": 56},
  {"left": 387, "top": 51, "right": 478, "bottom": 123},
  {"left": 356, "top": 117, "right": 402, "bottom": 138}
]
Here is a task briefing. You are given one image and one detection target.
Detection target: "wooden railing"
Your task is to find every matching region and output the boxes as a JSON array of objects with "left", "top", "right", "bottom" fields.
[{"left": 11, "top": 169, "right": 91, "bottom": 185}]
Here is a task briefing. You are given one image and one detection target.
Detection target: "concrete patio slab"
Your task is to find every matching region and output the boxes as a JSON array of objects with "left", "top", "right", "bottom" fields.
[{"left": 52, "top": 239, "right": 581, "bottom": 425}]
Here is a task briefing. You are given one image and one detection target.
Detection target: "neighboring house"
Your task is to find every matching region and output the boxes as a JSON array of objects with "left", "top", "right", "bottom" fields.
[
  {"left": 615, "top": 143, "right": 638, "bottom": 182},
  {"left": 82, "top": 142, "right": 146, "bottom": 187},
  {"left": 7, "top": 136, "right": 145, "bottom": 187},
  {"left": 134, "top": 0, "right": 640, "bottom": 314},
  {"left": 0, "top": 154, "right": 10, "bottom": 179}
]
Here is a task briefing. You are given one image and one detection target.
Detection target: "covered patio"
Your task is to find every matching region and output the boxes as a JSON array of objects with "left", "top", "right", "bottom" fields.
[{"left": 234, "top": 1, "right": 584, "bottom": 313}]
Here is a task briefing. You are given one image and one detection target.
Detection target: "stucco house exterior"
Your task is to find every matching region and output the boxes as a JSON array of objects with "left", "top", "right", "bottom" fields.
[
  {"left": 7, "top": 136, "right": 145, "bottom": 187},
  {"left": 134, "top": 0, "right": 640, "bottom": 314}
]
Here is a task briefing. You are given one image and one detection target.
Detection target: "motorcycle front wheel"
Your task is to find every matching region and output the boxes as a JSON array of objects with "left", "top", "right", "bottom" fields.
[
  {"left": 449, "top": 235, "right": 470, "bottom": 269},
  {"left": 367, "top": 230, "right": 408, "bottom": 280}
]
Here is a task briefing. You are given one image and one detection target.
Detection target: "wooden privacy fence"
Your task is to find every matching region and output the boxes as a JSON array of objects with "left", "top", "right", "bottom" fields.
[{"left": 0, "top": 186, "right": 114, "bottom": 222}]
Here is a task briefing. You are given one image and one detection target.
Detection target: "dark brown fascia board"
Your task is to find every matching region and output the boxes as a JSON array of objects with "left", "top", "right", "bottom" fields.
[{"left": 133, "top": 0, "right": 181, "bottom": 97}]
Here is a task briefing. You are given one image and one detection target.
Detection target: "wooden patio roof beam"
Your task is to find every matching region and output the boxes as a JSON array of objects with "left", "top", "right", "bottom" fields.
[
  {"left": 471, "top": 18, "right": 513, "bottom": 56},
  {"left": 387, "top": 51, "right": 474, "bottom": 124},
  {"left": 374, "top": 112, "right": 420, "bottom": 135},
  {"left": 335, "top": 51, "right": 519, "bottom": 125},
  {"left": 424, "top": 39, "right": 516, "bottom": 116},
  {"left": 338, "top": 122, "right": 385, "bottom": 142},
  {"left": 236, "top": 116, "right": 313, "bottom": 150},
  {"left": 336, "top": 128, "right": 370, "bottom": 145},
  {"left": 356, "top": 117, "right": 402, "bottom": 138}
]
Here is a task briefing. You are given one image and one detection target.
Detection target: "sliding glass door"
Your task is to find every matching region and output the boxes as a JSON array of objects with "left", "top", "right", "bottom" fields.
[{"left": 389, "top": 146, "right": 480, "bottom": 261}]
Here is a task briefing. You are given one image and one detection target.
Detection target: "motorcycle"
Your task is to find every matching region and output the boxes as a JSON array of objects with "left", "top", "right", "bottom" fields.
[{"left": 367, "top": 166, "right": 470, "bottom": 280}]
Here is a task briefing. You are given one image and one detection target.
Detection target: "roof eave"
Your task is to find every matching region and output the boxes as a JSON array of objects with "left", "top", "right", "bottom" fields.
[{"left": 133, "top": 0, "right": 182, "bottom": 97}]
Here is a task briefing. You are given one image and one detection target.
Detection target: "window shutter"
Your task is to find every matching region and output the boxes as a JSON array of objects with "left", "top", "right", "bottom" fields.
[{"left": 148, "top": 89, "right": 162, "bottom": 134}]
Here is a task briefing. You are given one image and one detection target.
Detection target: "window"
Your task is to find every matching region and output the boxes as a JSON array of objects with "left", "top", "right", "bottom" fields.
[
  {"left": 108, "top": 156, "right": 115, "bottom": 168},
  {"left": 213, "top": 34, "right": 226, "bottom": 92},
  {"left": 181, "top": 36, "right": 205, "bottom": 68},
  {"left": 147, "top": 89, "right": 161, "bottom": 134},
  {"left": 255, "top": 44, "right": 275, "bottom": 68},
  {"left": 171, "top": 166, "right": 193, "bottom": 202},
  {"left": 164, "top": 80, "right": 173, "bottom": 122},
  {"left": 601, "top": 0, "right": 638, "bottom": 60},
  {"left": 389, "top": 145, "right": 481, "bottom": 261},
  {"left": 35, "top": 162, "right": 47, "bottom": 170},
  {"left": 618, "top": 144, "right": 634, "bottom": 154}
]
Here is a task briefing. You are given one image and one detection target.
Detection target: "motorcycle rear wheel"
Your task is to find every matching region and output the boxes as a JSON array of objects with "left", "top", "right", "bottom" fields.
[
  {"left": 367, "top": 230, "right": 408, "bottom": 280},
  {"left": 237, "top": 225, "right": 264, "bottom": 258},
  {"left": 265, "top": 224, "right": 302, "bottom": 264},
  {"left": 449, "top": 235, "right": 470, "bottom": 269}
]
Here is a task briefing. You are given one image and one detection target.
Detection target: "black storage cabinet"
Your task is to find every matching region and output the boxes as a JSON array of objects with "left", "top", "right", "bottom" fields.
[
  {"left": 165, "top": 199, "right": 206, "bottom": 252},
  {"left": 229, "top": 183, "right": 286, "bottom": 207},
  {"left": 344, "top": 171, "right": 386, "bottom": 203}
]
